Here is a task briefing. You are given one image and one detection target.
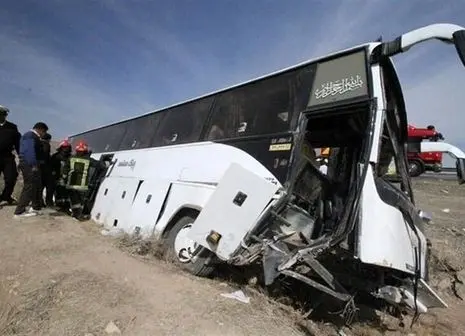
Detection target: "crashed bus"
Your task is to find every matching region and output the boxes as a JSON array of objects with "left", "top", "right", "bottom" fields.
[{"left": 69, "top": 23, "right": 465, "bottom": 320}]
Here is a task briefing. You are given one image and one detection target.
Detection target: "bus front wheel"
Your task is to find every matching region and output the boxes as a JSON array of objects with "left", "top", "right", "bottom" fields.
[{"left": 164, "top": 214, "right": 216, "bottom": 277}]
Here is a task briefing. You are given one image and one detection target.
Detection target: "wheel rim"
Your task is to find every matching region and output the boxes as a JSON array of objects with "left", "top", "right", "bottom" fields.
[
  {"left": 409, "top": 162, "right": 419, "bottom": 175},
  {"left": 173, "top": 223, "right": 199, "bottom": 263}
]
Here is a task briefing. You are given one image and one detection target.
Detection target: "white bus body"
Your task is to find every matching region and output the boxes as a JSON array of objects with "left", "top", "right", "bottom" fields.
[
  {"left": 91, "top": 143, "right": 281, "bottom": 238},
  {"left": 69, "top": 23, "right": 465, "bottom": 319}
]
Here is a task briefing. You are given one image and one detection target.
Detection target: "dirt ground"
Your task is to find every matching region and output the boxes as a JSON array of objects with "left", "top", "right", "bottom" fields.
[{"left": 0, "top": 177, "right": 464, "bottom": 336}]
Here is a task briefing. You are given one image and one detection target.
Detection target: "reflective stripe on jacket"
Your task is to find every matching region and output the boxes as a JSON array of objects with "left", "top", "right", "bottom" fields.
[{"left": 66, "top": 157, "right": 90, "bottom": 191}]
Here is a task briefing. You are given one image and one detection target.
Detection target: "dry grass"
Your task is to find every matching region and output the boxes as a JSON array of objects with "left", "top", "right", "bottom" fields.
[
  {"left": 0, "top": 270, "right": 138, "bottom": 336},
  {"left": 0, "top": 281, "right": 21, "bottom": 335},
  {"left": 116, "top": 233, "right": 166, "bottom": 260}
]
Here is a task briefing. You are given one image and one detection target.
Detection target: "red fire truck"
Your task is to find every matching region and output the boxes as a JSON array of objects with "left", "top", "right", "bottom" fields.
[
  {"left": 319, "top": 125, "right": 445, "bottom": 177},
  {"left": 407, "top": 125, "right": 444, "bottom": 177}
]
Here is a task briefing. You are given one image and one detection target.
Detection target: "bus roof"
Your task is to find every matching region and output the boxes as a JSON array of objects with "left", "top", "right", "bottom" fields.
[{"left": 70, "top": 42, "right": 379, "bottom": 138}]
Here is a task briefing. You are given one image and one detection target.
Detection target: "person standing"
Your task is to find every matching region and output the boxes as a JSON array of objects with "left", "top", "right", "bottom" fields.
[
  {"left": 0, "top": 105, "right": 21, "bottom": 206},
  {"left": 39, "top": 132, "right": 54, "bottom": 207},
  {"left": 14, "top": 122, "right": 49, "bottom": 218},
  {"left": 50, "top": 139, "right": 72, "bottom": 212},
  {"left": 65, "top": 141, "right": 104, "bottom": 221}
]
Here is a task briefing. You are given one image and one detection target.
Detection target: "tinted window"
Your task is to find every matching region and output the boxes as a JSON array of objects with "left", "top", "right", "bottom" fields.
[
  {"left": 72, "top": 131, "right": 100, "bottom": 152},
  {"left": 89, "top": 128, "right": 112, "bottom": 153},
  {"left": 135, "top": 113, "right": 163, "bottom": 149},
  {"left": 118, "top": 113, "right": 163, "bottom": 150},
  {"left": 105, "top": 122, "right": 128, "bottom": 152},
  {"left": 81, "top": 132, "right": 99, "bottom": 152},
  {"left": 205, "top": 73, "right": 295, "bottom": 140},
  {"left": 89, "top": 123, "right": 127, "bottom": 153},
  {"left": 118, "top": 120, "right": 138, "bottom": 151},
  {"left": 152, "top": 97, "right": 212, "bottom": 146},
  {"left": 289, "top": 66, "right": 316, "bottom": 128}
]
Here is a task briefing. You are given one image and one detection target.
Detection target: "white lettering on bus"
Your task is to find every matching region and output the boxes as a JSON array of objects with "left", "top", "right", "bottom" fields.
[
  {"left": 117, "top": 159, "right": 136, "bottom": 170},
  {"left": 315, "top": 75, "right": 364, "bottom": 100}
]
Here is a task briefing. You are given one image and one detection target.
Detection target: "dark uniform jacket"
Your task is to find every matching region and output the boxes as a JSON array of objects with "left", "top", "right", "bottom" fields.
[
  {"left": 40, "top": 140, "right": 51, "bottom": 165},
  {"left": 0, "top": 121, "right": 21, "bottom": 158},
  {"left": 50, "top": 151, "right": 71, "bottom": 182}
]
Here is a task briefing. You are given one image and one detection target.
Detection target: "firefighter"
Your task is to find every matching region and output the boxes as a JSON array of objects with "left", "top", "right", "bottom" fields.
[
  {"left": 64, "top": 141, "right": 103, "bottom": 221},
  {"left": 50, "top": 139, "right": 73, "bottom": 211}
]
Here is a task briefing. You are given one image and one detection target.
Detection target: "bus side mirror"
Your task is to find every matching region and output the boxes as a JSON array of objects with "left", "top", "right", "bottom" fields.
[
  {"left": 453, "top": 30, "right": 465, "bottom": 67},
  {"left": 456, "top": 158, "right": 465, "bottom": 185}
]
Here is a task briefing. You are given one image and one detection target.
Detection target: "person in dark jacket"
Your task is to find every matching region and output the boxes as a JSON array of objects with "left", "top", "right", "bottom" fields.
[
  {"left": 14, "top": 122, "right": 49, "bottom": 218},
  {"left": 50, "top": 139, "right": 72, "bottom": 212},
  {"left": 39, "top": 132, "right": 54, "bottom": 207},
  {"left": 0, "top": 105, "right": 21, "bottom": 207}
]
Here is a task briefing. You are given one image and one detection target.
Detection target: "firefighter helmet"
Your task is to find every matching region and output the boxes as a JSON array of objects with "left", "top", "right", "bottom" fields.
[
  {"left": 58, "top": 139, "right": 71, "bottom": 149},
  {"left": 75, "top": 141, "right": 89, "bottom": 153}
]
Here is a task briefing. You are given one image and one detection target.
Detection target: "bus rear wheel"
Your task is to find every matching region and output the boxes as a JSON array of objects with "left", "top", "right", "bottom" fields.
[
  {"left": 408, "top": 159, "right": 425, "bottom": 177},
  {"left": 164, "top": 214, "right": 216, "bottom": 277}
]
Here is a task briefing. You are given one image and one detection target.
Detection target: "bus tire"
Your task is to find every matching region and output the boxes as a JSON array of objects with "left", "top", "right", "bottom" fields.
[
  {"left": 408, "top": 159, "right": 425, "bottom": 177},
  {"left": 164, "top": 214, "right": 216, "bottom": 277}
]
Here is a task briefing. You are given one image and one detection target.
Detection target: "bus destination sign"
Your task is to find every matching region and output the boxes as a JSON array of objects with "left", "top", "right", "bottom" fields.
[{"left": 308, "top": 50, "right": 369, "bottom": 108}]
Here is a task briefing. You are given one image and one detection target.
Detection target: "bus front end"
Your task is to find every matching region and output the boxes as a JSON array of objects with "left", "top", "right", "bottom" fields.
[{"left": 185, "top": 23, "right": 465, "bottom": 323}]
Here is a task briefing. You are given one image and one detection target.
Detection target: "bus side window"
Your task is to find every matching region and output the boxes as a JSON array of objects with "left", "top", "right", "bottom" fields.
[
  {"left": 206, "top": 124, "right": 225, "bottom": 140},
  {"left": 206, "top": 92, "right": 246, "bottom": 140},
  {"left": 158, "top": 109, "right": 191, "bottom": 145},
  {"left": 152, "top": 97, "right": 212, "bottom": 146},
  {"left": 138, "top": 113, "right": 163, "bottom": 148},
  {"left": 242, "top": 81, "right": 291, "bottom": 135},
  {"left": 118, "top": 114, "right": 162, "bottom": 150},
  {"left": 101, "top": 122, "right": 128, "bottom": 152},
  {"left": 91, "top": 126, "right": 114, "bottom": 153}
]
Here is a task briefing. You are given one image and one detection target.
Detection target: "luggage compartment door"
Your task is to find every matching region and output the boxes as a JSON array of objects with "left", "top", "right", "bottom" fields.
[
  {"left": 187, "top": 163, "right": 280, "bottom": 260},
  {"left": 128, "top": 180, "right": 171, "bottom": 238}
]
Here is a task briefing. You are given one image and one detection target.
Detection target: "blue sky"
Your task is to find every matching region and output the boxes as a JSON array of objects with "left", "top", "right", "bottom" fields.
[{"left": 1, "top": 0, "right": 465, "bottom": 152}]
